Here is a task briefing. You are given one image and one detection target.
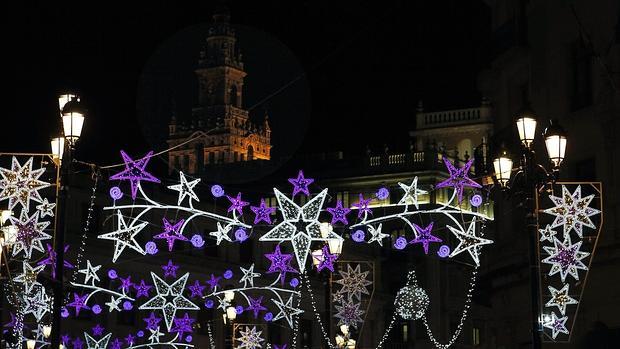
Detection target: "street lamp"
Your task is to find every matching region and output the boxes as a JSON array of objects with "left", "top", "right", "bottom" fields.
[
  {"left": 544, "top": 119, "right": 567, "bottom": 170},
  {"left": 515, "top": 106, "right": 537, "bottom": 148},
  {"left": 319, "top": 222, "right": 344, "bottom": 255},
  {"left": 493, "top": 145, "right": 513, "bottom": 187},
  {"left": 60, "top": 96, "right": 86, "bottom": 146},
  {"left": 26, "top": 339, "right": 36, "bottom": 349},
  {"left": 43, "top": 325, "right": 52, "bottom": 339},
  {"left": 50, "top": 137, "right": 65, "bottom": 165}
]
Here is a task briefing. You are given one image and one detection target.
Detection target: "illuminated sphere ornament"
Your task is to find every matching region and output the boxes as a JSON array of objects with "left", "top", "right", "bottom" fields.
[
  {"left": 61, "top": 307, "right": 70, "bottom": 318},
  {"left": 470, "top": 194, "right": 483, "bottom": 207},
  {"left": 235, "top": 228, "right": 248, "bottom": 242},
  {"left": 437, "top": 245, "right": 451, "bottom": 258},
  {"left": 376, "top": 187, "right": 390, "bottom": 200},
  {"left": 145, "top": 241, "right": 158, "bottom": 255},
  {"left": 290, "top": 278, "right": 299, "bottom": 287},
  {"left": 394, "top": 237, "right": 407, "bottom": 250},
  {"left": 223, "top": 270, "right": 234, "bottom": 279},
  {"left": 264, "top": 312, "right": 273, "bottom": 321},
  {"left": 205, "top": 300, "right": 214, "bottom": 309},
  {"left": 395, "top": 286, "right": 429, "bottom": 320},
  {"left": 191, "top": 234, "right": 204, "bottom": 248},
  {"left": 109, "top": 186, "right": 123, "bottom": 200},
  {"left": 108, "top": 269, "right": 118, "bottom": 279},
  {"left": 92, "top": 304, "right": 102, "bottom": 314},
  {"left": 211, "top": 185, "right": 225, "bottom": 198},
  {"left": 352, "top": 230, "right": 365, "bottom": 242},
  {"left": 235, "top": 305, "right": 244, "bottom": 314}
]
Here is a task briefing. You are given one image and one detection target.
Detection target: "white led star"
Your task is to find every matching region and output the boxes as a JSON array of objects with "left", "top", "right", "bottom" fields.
[
  {"left": 36, "top": 198, "right": 56, "bottom": 218},
  {"left": 84, "top": 332, "right": 112, "bottom": 349},
  {"left": 272, "top": 295, "right": 303, "bottom": 328},
  {"left": 23, "top": 286, "right": 51, "bottom": 321},
  {"left": 78, "top": 260, "right": 102, "bottom": 284},
  {"left": 447, "top": 217, "right": 493, "bottom": 266},
  {"left": 236, "top": 326, "right": 265, "bottom": 349},
  {"left": 366, "top": 223, "right": 388, "bottom": 246},
  {"left": 139, "top": 272, "right": 199, "bottom": 331},
  {"left": 0, "top": 156, "right": 50, "bottom": 211},
  {"left": 543, "top": 185, "right": 600, "bottom": 239},
  {"left": 9, "top": 211, "right": 51, "bottom": 259},
  {"left": 13, "top": 261, "right": 45, "bottom": 293},
  {"left": 148, "top": 327, "right": 164, "bottom": 344},
  {"left": 216, "top": 296, "right": 231, "bottom": 311},
  {"left": 545, "top": 284, "right": 578, "bottom": 315},
  {"left": 106, "top": 296, "right": 122, "bottom": 312},
  {"left": 260, "top": 188, "right": 342, "bottom": 272},
  {"left": 167, "top": 171, "right": 200, "bottom": 206},
  {"left": 239, "top": 264, "right": 261, "bottom": 288},
  {"left": 209, "top": 222, "right": 233, "bottom": 245},
  {"left": 542, "top": 236, "right": 589, "bottom": 282},
  {"left": 334, "top": 264, "right": 372, "bottom": 301},
  {"left": 397, "top": 177, "right": 427, "bottom": 209},
  {"left": 543, "top": 312, "right": 569, "bottom": 339},
  {"left": 98, "top": 211, "right": 147, "bottom": 262},
  {"left": 539, "top": 225, "right": 557, "bottom": 243}
]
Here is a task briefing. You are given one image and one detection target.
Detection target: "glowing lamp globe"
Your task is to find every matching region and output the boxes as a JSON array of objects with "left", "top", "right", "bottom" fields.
[
  {"left": 544, "top": 119, "right": 567, "bottom": 169},
  {"left": 43, "top": 325, "right": 52, "bottom": 338},
  {"left": 50, "top": 137, "right": 65, "bottom": 164},
  {"left": 493, "top": 147, "right": 513, "bottom": 187},
  {"left": 27, "top": 339, "right": 36, "bottom": 349},
  {"left": 226, "top": 306, "right": 237, "bottom": 321},
  {"left": 515, "top": 107, "right": 537, "bottom": 148},
  {"left": 61, "top": 96, "right": 86, "bottom": 145}
]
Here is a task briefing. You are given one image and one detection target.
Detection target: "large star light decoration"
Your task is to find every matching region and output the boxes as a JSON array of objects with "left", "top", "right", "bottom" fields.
[
  {"left": 409, "top": 222, "right": 442, "bottom": 254},
  {"left": 9, "top": 211, "right": 51, "bottom": 259},
  {"left": 109, "top": 150, "right": 161, "bottom": 200},
  {"left": 98, "top": 211, "right": 147, "bottom": 262},
  {"left": 543, "top": 312, "right": 569, "bottom": 339},
  {"left": 397, "top": 176, "right": 427, "bottom": 209},
  {"left": 0, "top": 156, "right": 50, "bottom": 211},
  {"left": 334, "top": 300, "right": 365, "bottom": 329},
  {"left": 237, "top": 326, "right": 265, "bottom": 349},
  {"left": 435, "top": 158, "right": 481, "bottom": 204},
  {"left": 139, "top": 272, "right": 199, "bottom": 331},
  {"left": 334, "top": 264, "right": 372, "bottom": 301},
  {"left": 13, "top": 261, "right": 45, "bottom": 293},
  {"left": 447, "top": 218, "right": 493, "bottom": 266},
  {"left": 167, "top": 171, "right": 200, "bottom": 205},
  {"left": 545, "top": 284, "right": 578, "bottom": 315},
  {"left": 154, "top": 218, "right": 188, "bottom": 251},
  {"left": 260, "top": 188, "right": 342, "bottom": 272},
  {"left": 542, "top": 236, "right": 589, "bottom": 282},
  {"left": 543, "top": 185, "right": 600, "bottom": 238},
  {"left": 272, "top": 295, "right": 304, "bottom": 328}
]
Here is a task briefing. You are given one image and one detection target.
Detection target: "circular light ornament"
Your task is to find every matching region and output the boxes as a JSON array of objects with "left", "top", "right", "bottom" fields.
[{"left": 395, "top": 286, "right": 429, "bottom": 320}]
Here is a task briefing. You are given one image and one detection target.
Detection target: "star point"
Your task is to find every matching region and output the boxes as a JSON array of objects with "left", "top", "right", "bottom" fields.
[{"left": 168, "top": 171, "right": 200, "bottom": 205}]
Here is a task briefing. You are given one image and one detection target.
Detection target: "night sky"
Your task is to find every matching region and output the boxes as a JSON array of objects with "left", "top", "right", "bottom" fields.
[{"left": 3, "top": 0, "right": 490, "bottom": 171}]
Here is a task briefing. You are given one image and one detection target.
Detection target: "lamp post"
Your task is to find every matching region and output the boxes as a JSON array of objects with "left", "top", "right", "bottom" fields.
[
  {"left": 49, "top": 94, "right": 86, "bottom": 349},
  {"left": 492, "top": 108, "right": 567, "bottom": 349}
]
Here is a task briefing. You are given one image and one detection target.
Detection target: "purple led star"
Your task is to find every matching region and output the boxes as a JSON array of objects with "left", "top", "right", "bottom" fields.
[
  {"left": 143, "top": 312, "right": 162, "bottom": 330},
  {"left": 265, "top": 244, "right": 298, "bottom": 284},
  {"left": 37, "top": 243, "right": 74, "bottom": 279},
  {"left": 154, "top": 218, "right": 188, "bottom": 251},
  {"left": 162, "top": 259, "right": 180, "bottom": 278},
  {"left": 316, "top": 245, "right": 339, "bottom": 272},
  {"left": 134, "top": 279, "right": 152, "bottom": 298},
  {"left": 187, "top": 280, "right": 206, "bottom": 298},
  {"left": 245, "top": 296, "right": 268, "bottom": 318},
  {"left": 118, "top": 275, "right": 134, "bottom": 293},
  {"left": 61, "top": 334, "right": 71, "bottom": 345},
  {"left": 68, "top": 293, "right": 90, "bottom": 316},
  {"left": 435, "top": 158, "right": 481, "bottom": 204},
  {"left": 109, "top": 150, "right": 161, "bottom": 200},
  {"left": 171, "top": 313, "right": 195, "bottom": 336},
  {"left": 125, "top": 334, "right": 136, "bottom": 346},
  {"left": 226, "top": 192, "right": 249, "bottom": 215},
  {"left": 110, "top": 338, "right": 123, "bottom": 349},
  {"left": 288, "top": 170, "right": 314, "bottom": 196},
  {"left": 327, "top": 200, "right": 351, "bottom": 225},
  {"left": 92, "top": 324, "right": 105, "bottom": 336},
  {"left": 250, "top": 198, "right": 276, "bottom": 224},
  {"left": 409, "top": 222, "right": 442, "bottom": 254},
  {"left": 351, "top": 194, "right": 372, "bottom": 218},
  {"left": 72, "top": 337, "right": 84, "bottom": 349},
  {"left": 205, "top": 274, "right": 221, "bottom": 290},
  {"left": 274, "top": 345, "right": 288, "bottom": 349}
]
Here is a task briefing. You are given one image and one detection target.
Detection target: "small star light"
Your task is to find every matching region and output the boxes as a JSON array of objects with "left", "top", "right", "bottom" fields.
[
  {"left": 206, "top": 274, "right": 222, "bottom": 290},
  {"left": 265, "top": 244, "right": 298, "bottom": 284},
  {"left": 9, "top": 211, "right": 51, "bottom": 259},
  {"left": 395, "top": 286, "right": 429, "bottom": 320},
  {"left": 272, "top": 295, "right": 304, "bottom": 328},
  {"left": 38, "top": 243, "right": 74, "bottom": 279},
  {"left": 542, "top": 236, "right": 589, "bottom": 282},
  {"left": 78, "top": 260, "right": 101, "bottom": 284},
  {"left": 327, "top": 200, "right": 351, "bottom": 225},
  {"left": 316, "top": 245, "right": 338, "bottom": 272},
  {"left": 68, "top": 293, "right": 90, "bottom": 316},
  {"left": 209, "top": 222, "right": 233, "bottom": 245},
  {"left": 154, "top": 218, "right": 188, "bottom": 251},
  {"left": 288, "top": 170, "right": 314, "bottom": 196},
  {"left": 72, "top": 337, "right": 85, "bottom": 349},
  {"left": 335, "top": 264, "right": 372, "bottom": 301},
  {"left": 187, "top": 280, "right": 206, "bottom": 298},
  {"left": 91, "top": 324, "right": 105, "bottom": 336},
  {"left": 36, "top": 198, "right": 56, "bottom": 217},
  {"left": 109, "top": 150, "right": 161, "bottom": 200},
  {"left": 398, "top": 177, "right": 427, "bottom": 209},
  {"left": 110, "top": 338, "right": 123, "bottom": 349},
  {"left": 84, "top": 332, "right": 112, "bottom": 348},
  {"left": 351, "top": 194, "right": 372, "bottom": 218},
  {"left": 408, "top": 222, "right": 442, "bottom": 254},
  {"left": 118, "top": 275, "right": 134, "bottom": 293},
  {"left": 0, "top": 156, "right": 50, "bottom": 211},
  {"left": 13, "top": 261, "right": 45, "bottom": 293},
  {"left": 546, "top": 284, "right": 578, "bottom": 315},
  {"left": 246, "top": 296, "right": 268, "bottom": 318},
  {"left": 98, "top": 211, "right": 147, "bottom": 262},
  {"left": 539, "top": 225, "right": 558, "bottom": 243},
  {"left": 162, "top": 259, "right": 180, "bottom": 278},
  {"left": 237, "top": 326, "right": 265, "bottom": 349},
  {"left": 251, "top": 198, "right": 276, "bottom": 224},
  {"left": 435, "top": 158, "right": 481, "bottom": 204},
  {"left": 226, "top": 192, "right": 249, "bottom": 215},
  {"left": 139, "top": 272, "right": 199, "bottom": 331},
  {"left": 543, "top": 185, "right": 600, "bottom": 239},
  {"left": 167, "top": 171, "right": 200, "bottom": 205},
  {"left": 543, "top": 312, "right": 569, "bottom": 339},
  {"left": 366, "top": 223, "right": 389, "bottom": 246},
  {"left": 447, "top": 217, "right": 493, "bottom": 266},
  {"left": 239, "top": 264, "right": 261, "bottom": 288},
  {"left": 334, "top": 300, "right": 365, "bottom": 329},
  {"left": 171, "top": 313, "right": 195, "bottom": 336},
  {"left": 105, "top": 296, "right": 122, "bottom": 312},
  {"left": 134, "top": 279, "right": 153, "bottom": 298},
  {"left": 24, "top": 286, "right": 52, "bottom": 321},
  {"left": 260, "top": 188, "right": 342, "bottom": 272}
]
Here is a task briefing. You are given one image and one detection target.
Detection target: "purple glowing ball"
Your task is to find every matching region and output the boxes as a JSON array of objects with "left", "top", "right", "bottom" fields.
[
  {"left": 290, "top": 278, "right": 299, "bottom": 287},
  {"left": 437, "top": 245, "right": 451, "bottom": 258},
  {"left": 235, "top": 306, "right": 244, "bottom": 314},
  {"left": 145, "top": 241, "right": 158, "bottom": 255},
  {"left": 235, "top": 228, "right": 248, "bottom": 242},
  {"left": 376, "top": 187, "right": 390, "bottom": 200},
  {"left": 470, "top": 194, "right": 483, "bottom": 207},
  {"left": 185, "top": 335, "right": 193, "bottom": 343},
  {"left": 109, "top": 186, "right": 123, "bottom": 200},
  {"left": 205, "top": 300, "right": 215, "bottom": 308},
  {"left": 92, "top": 304, "right": 102, "bottom": 314},
  {"left": 108, "top": 269, "right": 118, "bottom": 279},
  {"left": 123, "top": 301, "right": 133, "bottom": 311},
  {"left": 264, "top": 312, "right": 274, "bottom": 321},
  {"left": 191, "top": 234, "right": 205, "bottom": 248},
  {"left": 394, "top": 237, "right": 408, "bottom": 250},
  {"left": 137, "top": 331, "right": 144, "bottom": 338},
  {"left": 352, "top": 230, "right": 365, "bottom": 242},
  {"left": 211, "top": 185, "right": 225, "bottom": 198},
  {"left": 223, "top": 270, "right": 233, "bottom": 279},
  {"left": 61, "top": 307, "right": 69, "bottom": 318}
]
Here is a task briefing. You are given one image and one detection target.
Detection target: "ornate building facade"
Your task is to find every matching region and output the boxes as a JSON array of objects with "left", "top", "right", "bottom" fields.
[{"left": 167, "top": 12, "right": 271, "bottom": 175}]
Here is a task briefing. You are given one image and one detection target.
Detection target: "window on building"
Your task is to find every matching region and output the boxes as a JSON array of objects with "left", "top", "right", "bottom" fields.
[
  {"left": 472, "top": 326, "right": 481, "bottom": 346},
  {"left": 247, "top": 145, "right": 254, "bottom": 160},
  {"left": 571, "top": 41, "right": 593, "bottom": 110},
  {"left": 234, "top": 151, "right": 238, "bottom": 162}
]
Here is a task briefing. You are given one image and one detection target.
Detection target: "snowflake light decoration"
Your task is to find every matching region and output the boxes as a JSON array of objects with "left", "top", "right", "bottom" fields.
[
  {"left": 334, "top": 264, "right": 372, "bottom": 301},
  {"left": 9, "top": 211, "right": 51, "bottom": 259},
  {"left": 0, "top": 156, "right": 50, "bottom": 211},
  {"left": 542, "top": 236, "right": 589, "bottom": 282},
  {"left": 334, "top": 300, "right": 365, "bottom": 329},
  {"left": 545, "top": 284, "right": 578, "bottom": 315},
  {"left": 543, "top": 185, "right": 600, "bottom": 239},
  {"left": 543, "top": 312, "right": 569, "bottom": 339},
  {"left": 236, "top": 326, "right": 265, "bottom": 349}
]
